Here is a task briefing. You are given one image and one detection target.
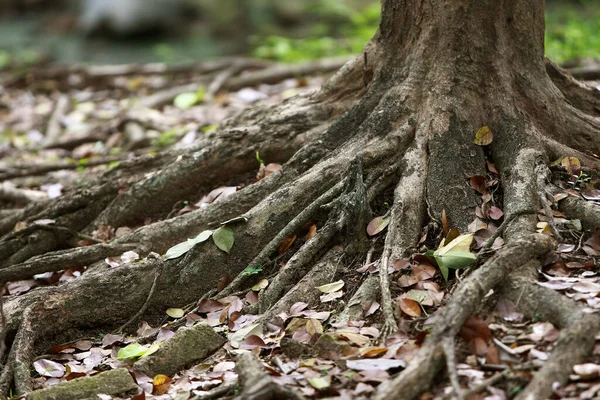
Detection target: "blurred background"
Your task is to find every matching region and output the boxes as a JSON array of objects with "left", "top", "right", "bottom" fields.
[{"left": 0, "top": 0, "right": 598, "bottom": 67}]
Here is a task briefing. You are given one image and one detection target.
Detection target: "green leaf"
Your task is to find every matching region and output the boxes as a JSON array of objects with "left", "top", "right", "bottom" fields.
[
  {"left": 164, "top": 230, "right": 213, "bottom": 260},
  {"left": 143, "top": 343, "right": 160, "bottom": 358},
  {"left": 213, "top": 226, "right": 234, "bottom": 253},
  {"left": 174, "top": 92, "right": 198, "bottom": 109},
  {"left": 438, "top": 262, "right": 450, "bottom": 282},
  {"left": 117, "top": 343, "right": 149, "bottom": 359},
  {"left": 243, "top": 265, "right": 263, "bottom": 276},
  {"left": 435, "top": 250, "right": 476, "bottom": 270}
]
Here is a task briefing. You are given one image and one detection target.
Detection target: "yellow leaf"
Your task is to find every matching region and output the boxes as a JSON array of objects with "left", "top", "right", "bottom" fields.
[
  {"left": 436, "top": 234, "right": 474, "bottom": 255},
  {"left": 473, "top": 126, "right": 493, "bottom": 146},
  {"left": 152, "top": 374, "right": 172, "bottom": 395},
  {"left": 316, "top": 280, "right": 345, "bottom": 293},
  {"left": 306, "top": 319, "right": 323, "bottom": 335},
  {"left": 561, "top": 157, "right": 581, "bottom": 176}
]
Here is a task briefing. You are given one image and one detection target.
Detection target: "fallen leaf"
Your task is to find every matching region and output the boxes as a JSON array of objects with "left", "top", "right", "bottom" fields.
[
  {"left": 473, "top": 126, "right": 493, "bottom": 146},
  {"left": 346, "top": 359, "right": 405, "bottom": 371},
  {"left": 252, "top": 279, "right": 269, "bottom": 291},
  {"left": 33, "top": 359, "right": 66, "bottom": 378},
  {"left": 561, "top": 156, "right": 581, "bottom": 176},
  {"left": 316, "top": 280, "right": 345, "bottom": 293},
  {"left": 164, "top": 230, "right": 213, "bottom": 260},
  {"left": 469, "top": 176, "right": 488, "bottom": 194},
  {"left": 213, "top": 226, "right": 234, "bottom": 253},
  {"left": 320, "top": 290, "right": 344, "bottom": 302},
  {"left": 307, "top": 376, "right": 330, "bottom": 390},
  {"left": 489, "top": 206, "right": 504, "bottom": 220},
  {"left": 152, "top": 374, "right": 172, "bottom": 395},
  {"left": 398, "top": 298, "right": 421, "bottom": 317},
  {"left": 306, "top": 319, "right": 324, "bottom": 335},
  {"left": 277, "top": 234, "right": 296, "bottom": 254},
  {"left": 305, "top": 224, "right": 317, "bottom": 240},
  {"left": 582, "top": 189, "right": 600, "bottom": 201},
  {"left": 166, "top": 308, "right": 184, "bottom": 318},
  {"left": 367, "top": 216, "right": 390, "bottom": 236}
]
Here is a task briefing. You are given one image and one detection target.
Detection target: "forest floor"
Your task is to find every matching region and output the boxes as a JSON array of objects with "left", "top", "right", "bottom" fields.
[{"left": 1, "top": 58, "right": 600, "bottom": 400}]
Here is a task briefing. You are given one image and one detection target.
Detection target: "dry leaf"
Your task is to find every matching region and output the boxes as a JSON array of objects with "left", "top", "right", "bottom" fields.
[{"left": 473, "top": 126, "right": 493, "bottom": 146}]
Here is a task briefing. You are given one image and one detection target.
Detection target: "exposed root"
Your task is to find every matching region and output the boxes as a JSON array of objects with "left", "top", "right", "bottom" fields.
[
  {"left": 501, "top": 266, "right": 600, "bottom": 400},
  {"left": 219, "top": 181, "right": 344, "bottom": 298},
  {"left": 0, "top": 309, "right": 35, "bottom": 397},
  {"left": 235, "top": 352, "right": 304, "bottom": 400},
  {"left": 262, "top": 247, "right": 343, "bottom": 323},
  {"left": 545, "top": 58, "right": 600, "bottom": 118},
  {"left": 118, "top": 253, "right": 164, "bottom": 333},
  {"left": 379, "top": 142, "right": 428, "bottom": 340},
  {"left": 535, "top": 161, "right": 562, "bottom": 241},
  {"left": 257, "top": 159, "right": 369, "bottom": 313},
  {"left": 558, "top": 194, "right": 600, "bottom": 230},
  {"left": 337, "top": 274, "right": 379, "bottom": 324},
  {"left": 0, "top": 243, "right": 135, "bottom": 284},
  {"left": 376, "top": 234, "right": 555, "bottom": 400}
]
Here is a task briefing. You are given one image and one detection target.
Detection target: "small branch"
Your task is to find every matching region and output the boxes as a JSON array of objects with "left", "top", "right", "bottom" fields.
[
  {"left": 442, "top": 336, "right": 463, "bottom": 400},
  {"left": 118, "top": 254, "right": 164, "bottom": 333}
]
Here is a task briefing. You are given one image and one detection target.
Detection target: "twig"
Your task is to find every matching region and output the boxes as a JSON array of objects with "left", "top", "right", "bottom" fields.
[
  {"left": 442, "top": 336, "right": 463, "bottom": 400},
  {"left": 118, "top": 253, "right": 164, "bottom": 333}
]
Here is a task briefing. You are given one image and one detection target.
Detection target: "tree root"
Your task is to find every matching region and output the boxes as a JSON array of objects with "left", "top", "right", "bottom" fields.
[
  {"left": 3, "top": 33, "right": 600, "bottom": 400},
  {"left": 235, "top": 352, "right": 304, "bottom": 400}
]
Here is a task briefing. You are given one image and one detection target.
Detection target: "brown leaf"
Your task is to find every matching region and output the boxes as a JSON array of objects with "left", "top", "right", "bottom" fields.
[
  {"left": 393, "top": 259, "right": 411, "bottom": 271},
  {"left": 468, "top": 337, "right": 488, "bottom": 357},
  {"left": 305, "top": 224, "right": 317, "bottom": 240},
  {"left": 398, "top": 298, "right": 421, "bottom": 318},
  {"left": 397, "top": 275, "right": 419, "bottom": 288},
  {"left": 486, "top": 160, "right": 499, "bottom": 174},
  {"left": 441, "top": 209, "right": 449, "bottom": 235},
  {"left": 411, "top": 263, "right": 436, "bottom": 281},
  {"left": 585, "top": 233, "right": 600, "bottom": 252},
  {"left": 486, "top": 342, "right": 500, "bottom": 364},
  {"left": 582, "top": 189, "right": 600, "bottom": 201},
  {"left": 470, "top": 176, "right": 488, "bottom": 195},
  {"left": 278, "top": 234, "right": 297, "bottom": 254},
  {"left": 217, "top": 274, "right": 232, "bottom": 292},
  {"left": 460, "top": 316, "right": 493, "bottom": 342}
]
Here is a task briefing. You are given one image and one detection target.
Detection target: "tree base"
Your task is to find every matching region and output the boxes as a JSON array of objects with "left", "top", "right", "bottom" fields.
[{"left": 1, "top": 47, "right": 600, "bottom": 399}]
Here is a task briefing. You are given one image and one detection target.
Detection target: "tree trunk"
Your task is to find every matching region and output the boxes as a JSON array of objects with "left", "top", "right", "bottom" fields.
[{"left": 1, "top": 0, "right": 600, "bottom": 399}]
